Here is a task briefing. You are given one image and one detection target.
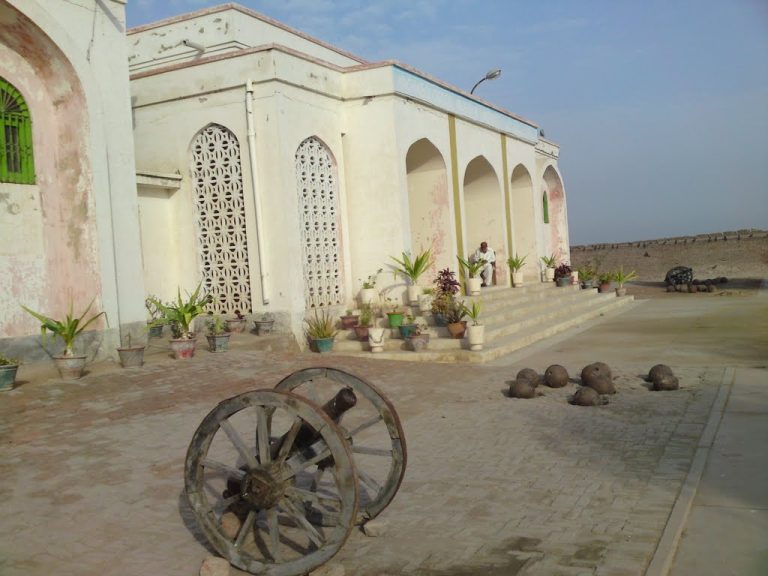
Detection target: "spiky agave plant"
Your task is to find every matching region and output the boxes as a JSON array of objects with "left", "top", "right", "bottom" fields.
[{"left": 22, "top": 298, "right": 107, "bottom": 356}]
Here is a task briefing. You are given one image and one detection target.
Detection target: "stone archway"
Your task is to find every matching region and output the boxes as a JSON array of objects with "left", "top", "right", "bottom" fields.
[
  {"left": 405, "top": 138, "right": 451, "bottom": 272},
  {"left": 510, "top": 164, "right": 536, "bottom": 275},
  {"left": 463, "top": 156, "right": 505, "bottom": 282},
  {"left": 543, "top": 165, "right": 568, "bottom": 262}
]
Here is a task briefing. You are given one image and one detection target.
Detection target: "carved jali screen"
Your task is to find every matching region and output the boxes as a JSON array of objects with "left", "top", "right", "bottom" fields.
[
  {"left": 295, "top": 137, "right": 343, "bottom": 308},
  {"left": 191, "top": 124, "right": 252, "bottom": 314}
]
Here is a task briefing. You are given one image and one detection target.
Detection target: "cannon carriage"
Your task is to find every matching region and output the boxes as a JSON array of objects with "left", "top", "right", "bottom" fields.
[{"left": 184, "top": 368, "right": 407, "bottom": 575}]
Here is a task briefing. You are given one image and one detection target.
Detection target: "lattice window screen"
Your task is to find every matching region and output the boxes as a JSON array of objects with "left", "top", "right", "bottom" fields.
[
  {"left": 191, "top": 124, "right": 252, "bottom": 314},
  {"left": 295, "top": 137, "right": 344, "bottom": 308}
]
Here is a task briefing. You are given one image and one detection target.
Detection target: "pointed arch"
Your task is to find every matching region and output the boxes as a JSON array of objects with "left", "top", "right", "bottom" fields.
[
  {"left": 190, "top": 123, "right": 252, "bottom": 314},
  {"left": 405, "top": 138, "right": 451, "bottom": 271},
  {"left": 542, "top": 164, "right": 567, "bottom": 261},
  {"left": 295, "top": 135, "right": 344, "bottom": 308},
  {"left": 509, "top": 164, "right": 536, "bottom": 271},
  {"left": 463, "top": 156, "right": 504, "bottom": 275}
]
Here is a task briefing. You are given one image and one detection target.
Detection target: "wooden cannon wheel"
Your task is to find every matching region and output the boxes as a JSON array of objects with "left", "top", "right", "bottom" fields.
[
  {"left": 184, "top": 389, "right": 358, "bottom": 576},
  {"left": 274, "top": 367, "right": 407, "bottom": 524}
]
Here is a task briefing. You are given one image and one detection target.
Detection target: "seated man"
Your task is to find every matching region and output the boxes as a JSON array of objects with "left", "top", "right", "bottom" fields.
[{"left": 471, "top": 241, "right": 496, "bottom": 287}]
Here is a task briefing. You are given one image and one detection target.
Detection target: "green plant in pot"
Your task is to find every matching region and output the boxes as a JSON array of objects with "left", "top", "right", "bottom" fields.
[
  {"left": 541, "top": 254, "right": 556, "bottom": 281},
  {"left": 597, "top": 271, "right": 614, "bottom": 293},
  {"left": 462, "top": 301, "right": 484, "bottom": 351},
  {"left": 22, "top": 297, "right": 107, "bottom": 379},
  {"left": 226, "top": 310, "right": 247, "bottom": 333},
  {"left": 358, "top": 268, "right": 383, "bottom": 306},
  {"left": 578, "top": 266, "right": 596, "bottom": 289},
  {"left": 0, "top": 352, "right": 21, "bottom": 391},
  {"left": 390, "top": 248, "right": 433, "bottom": 304},
  {"left": 147, "top": 283, "right": 209, "bottom": 359},
  {"left": 613, "top": 267, "right": 638, "bottom": 297},
  {"left": 253, "top": 312, "right": 275, "bottom": 335},
  {"left": 398, "top": 313, "right": 418, "bottom": 339},
  {"left": 406, "top": 321, "right": 430, "bottom": 352},
  {"left": 445, "top": 298, "right": 468, "bottom": 339},
  {"left": 507, "top": 253, "right": 527, "bottom": 287},
  {"left": 145, "top": 296, "right": 165, "bottom": 338},
  {"left": 305, "top": 309, "right": 338, "bottom": 353},
  {"left": 206, "top": 315, "right": 231, "bottom": 352},
  {"left": 430, "top": 268, "right": 461, "bottom": 326},
  {"left": 456, "top": 255, "right": 485, "bottom": 295},
  {"left": 340, "top": 308, "right": 359, "bottom": 330},
  {"left": 384, "top": 297, "right": 405, "bottom": 328},
  {"left": 353, "top": 303, "right": 373, "bottom": 341}
]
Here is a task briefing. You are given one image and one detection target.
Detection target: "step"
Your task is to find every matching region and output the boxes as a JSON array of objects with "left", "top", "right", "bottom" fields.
[{"left": 329, "top": 288, "right": 637, "bottom": 363}]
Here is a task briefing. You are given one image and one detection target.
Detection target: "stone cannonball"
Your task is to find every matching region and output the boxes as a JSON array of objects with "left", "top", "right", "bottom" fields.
[
  {"left": 581, "top": 362, "right": 612, "bottom": 386},
  {"left": 585, "top": 374, "right": 616, "bottom": 395},
  {"left": 544, "top": 364, "right": 569, "bottom": 388},
  {"left": 648, "top": 364, "right": 673, "bottom": 382},
  {"left": 516, "top": 368, "right": 541, "bottom": 387},
  {"left": 509, "top": 379, "right": 537, "bottom": 399},
  {"left": 570, "top": 386, "right": 605, "bottom": 406},
  {"left": 652, "top": 374, "right": 680, "bottom": 391}
]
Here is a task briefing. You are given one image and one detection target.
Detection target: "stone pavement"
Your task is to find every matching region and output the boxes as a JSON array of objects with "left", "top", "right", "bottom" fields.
[{"left": 0, "top": 292, "right": 765, "bottom": 576}]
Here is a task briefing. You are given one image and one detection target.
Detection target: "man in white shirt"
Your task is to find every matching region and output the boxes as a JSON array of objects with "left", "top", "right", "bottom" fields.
[{"left": 472, "top": 241, "right": 496, "bottom": 287}]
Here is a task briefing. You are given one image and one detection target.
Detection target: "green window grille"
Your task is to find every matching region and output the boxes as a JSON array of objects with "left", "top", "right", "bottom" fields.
[
  {"left": 543, "top": 191, "right": 549, "bottom": 223},
  {"left": 0, "top": 77, "right": 35, "bottom": 184}
]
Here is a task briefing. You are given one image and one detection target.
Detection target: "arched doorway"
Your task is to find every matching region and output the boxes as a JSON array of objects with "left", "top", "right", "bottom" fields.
[
  {"left": 509, "top": 164, "right": 536, "bottom": 275},
  {"left": 542, "top": 165, "right": 568, "bottom": 262},
  {"left": 190, "top": 123, "right": 252, "bottom": 314},
  {"left": 405, "top": 138, "right": 451, "bottom": 272},
  {"left": 463, "top": 156, "right": 505, "bottom": 282},
  {"left": 295, "top": 136, "right": 344, "bottom": 309}
]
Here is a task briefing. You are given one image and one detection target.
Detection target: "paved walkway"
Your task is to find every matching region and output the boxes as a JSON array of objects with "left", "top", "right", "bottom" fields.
[{"left": 0, "top": 292, "right": 765, "bottom": 576}]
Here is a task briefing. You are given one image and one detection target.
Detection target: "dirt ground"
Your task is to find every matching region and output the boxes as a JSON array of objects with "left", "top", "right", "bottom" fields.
[{"left": 570, "top": 230, "right": 768, "bottom": 301}]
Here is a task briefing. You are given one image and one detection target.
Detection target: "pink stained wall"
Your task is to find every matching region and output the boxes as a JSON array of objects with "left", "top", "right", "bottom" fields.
[
  {"left": 544, "top": 166, "right": 568, "bottom": 263},
  {"left": 0, "top": 3, "right": 102, "bottom": 337}
]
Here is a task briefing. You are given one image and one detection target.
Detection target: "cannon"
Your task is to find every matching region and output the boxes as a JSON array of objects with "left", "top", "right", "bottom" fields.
[{"left": 184, "top": 367, "right": 407, "bottom": 576}]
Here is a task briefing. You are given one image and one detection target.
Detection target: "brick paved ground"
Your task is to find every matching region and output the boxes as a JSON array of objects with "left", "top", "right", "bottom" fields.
[{"left": 0, "top": 294, "right": 765, "bottom": 576}]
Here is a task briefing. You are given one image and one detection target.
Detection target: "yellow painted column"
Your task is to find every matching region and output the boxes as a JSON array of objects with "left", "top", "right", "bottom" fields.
[
  {"left": 501, "top": 133, "right": 512, "bottom": 258},
  {"left": 448, "top": 115, "right": 464, "bottom": 260}
]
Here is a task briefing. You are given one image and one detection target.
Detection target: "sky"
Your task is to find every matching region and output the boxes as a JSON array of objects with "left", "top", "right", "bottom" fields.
[{"left": 126, "top": 0, "right": 768, "bottom": 245}]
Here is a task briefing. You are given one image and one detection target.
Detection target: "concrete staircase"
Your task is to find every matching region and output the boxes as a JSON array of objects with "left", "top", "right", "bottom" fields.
[{"left": 329, "top": 282, "right": 636, "bottom": 363}]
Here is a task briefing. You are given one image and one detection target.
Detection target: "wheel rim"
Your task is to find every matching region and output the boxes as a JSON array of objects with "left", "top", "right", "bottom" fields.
[
  {"left": 184, "top": 389, "right": 358, "bottom": 576},
  {"left": 274, "top": 367, "right": 407, "bottom": 524}
]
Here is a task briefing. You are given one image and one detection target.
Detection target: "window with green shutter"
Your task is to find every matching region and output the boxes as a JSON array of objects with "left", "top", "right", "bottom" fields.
[{"left": 0, "top": 77, "right": 35, "bottom": 184}]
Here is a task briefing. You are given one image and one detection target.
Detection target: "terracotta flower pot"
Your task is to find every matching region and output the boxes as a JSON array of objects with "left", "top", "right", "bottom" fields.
[
  {"left": 446, "top": 321, "right": 466, "bottom": 339},
  {"left": 117, "top": 346, "right": 145, "bottom": 368},
  {"left": 340, "top": 315, "right": 359, "bottom": 330},
  {"left": 225, "top": 319, "right": 246, "bottom": 333},
  {"left": 169, "top": 338, "right": 197, "bottom": 359},
  {"left": 206, "top": 333, "right": 231, "bottom": 352},
  {"left": 54, "top": 355, "right": 87, "bottom": 379},
  {"left": 253, "top": 320, "right": 275, "bottom": 335},
  {"left": 353, "top": 325, "right": 370, "bottom": 341}
]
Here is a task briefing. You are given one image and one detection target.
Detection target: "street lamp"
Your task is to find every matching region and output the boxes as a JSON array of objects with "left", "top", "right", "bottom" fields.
[{"left": 470, "top": 69, "right": 502, "bottom": 94}]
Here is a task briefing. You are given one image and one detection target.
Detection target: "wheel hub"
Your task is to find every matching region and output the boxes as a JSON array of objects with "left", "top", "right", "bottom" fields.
[{"left": 240, "top": 466, "right": 286, "bottom": 509}]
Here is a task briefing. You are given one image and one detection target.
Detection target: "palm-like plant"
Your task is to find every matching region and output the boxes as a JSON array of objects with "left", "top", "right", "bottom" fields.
[
  {"left": 304, "top": 309, "right": 338, "bottom": 339},
  {"left": 613, "top": 267, "right": 638, "bottom": 288},
  {"left": 147, "top": 283, "right": 209, "bottom": 339},
  {"left": 507, "top": 253, "right": 527, "bottom": 272},
  {"left": 22, "top": 298, "right": 107, "bottom": 356},
  {"left": 462, "top": 301, "right": 482, "bottom": 325},
  {"left": 390, "top": 248, "right": 433, "bottom": 284},
  {"left": 540, "top": 254, "right": 556, "bottom": 268},
  {"left": 456, "top": 255, "right": 485, "bottom": 278}
]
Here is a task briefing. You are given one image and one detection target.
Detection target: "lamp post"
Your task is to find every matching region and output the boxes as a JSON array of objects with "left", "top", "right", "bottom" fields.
[{"left": 470, "top": 69, "right": 502, "bottom": 94}]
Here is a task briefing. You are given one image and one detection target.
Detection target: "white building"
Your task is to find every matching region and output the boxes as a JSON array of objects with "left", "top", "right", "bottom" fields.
[{"left": 0, "top": 1, "right": 568, "bottom": 358}]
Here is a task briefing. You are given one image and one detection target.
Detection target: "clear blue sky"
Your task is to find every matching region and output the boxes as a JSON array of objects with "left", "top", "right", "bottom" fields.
[{"left": 127, "top": 1, "right": 768, "bottom": 245}]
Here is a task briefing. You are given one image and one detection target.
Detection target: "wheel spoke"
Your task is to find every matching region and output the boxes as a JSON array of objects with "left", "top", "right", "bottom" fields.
[
  {"left": 281, "top": 498, "right": 324, "bottom": 547},
  {"left": 285, "top": 486, "right": 341, "bottom": 508},
  {"left": 220, "top": 419, "right": 258, "bottom": 469},
  {"left": 202, "top": 458, "right": 247, "bottom": 478},
  {"left": 267, "top": 508, "right": 281, "bottom": 561},
  {"left": 213, "top": 493, "right": 242, "bottom": 514},
  {"left": 275, "top": 417, "right": 303, "bottom": 464},
  {"left": 280, "top": 440, "right": 331, "bottom": 481},
  {"left": 254, "top": 406, "right": 271, "bottom": 465},
  {"left": 356, "top": 468, "right": 382, "bottom": 498},
  {"left": 347, "top": 415, "right": 382, "bottom": 437},
  {"left": 234, "top": 509, "right": 256, "bottom": 549},
  {"left": 352, "top": 445, "right": 392, "bottom": 457}
]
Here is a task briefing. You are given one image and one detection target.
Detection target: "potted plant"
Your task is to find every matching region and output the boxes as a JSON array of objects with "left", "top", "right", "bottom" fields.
[
  {"left": 390, "top": 248, "right": 433, "bottom": 304},
  {"left": 253, "top": 313, "right": 275, "bottom": 335},
  {"left": 613, "top": 267, "right": 638, "bottom": 297},
  {"left": 445, "top": 298, "right": 468, "bottom": 339},
  {"left": 418, "top": 287, "right": 434, "bottom": 314},
  {"left": 145, "top": 296, "right": 165, "bottom": 338},
  {"left": 578, "top": 266, "right": 596, "bottom": 289},
  {"left": 554, "top": 263, "right": 573, "bottom": 287},
  {"left": 225, "top": 310, "right": 247, "bottom": 333},
  {"left": 353, "top": 304, "right": 373, "bottom": 341},
  {"left": 0, "top": 353, "right": 20, "bottom": 392},
  {"left": 541, "top": 254, "right": 556, "bottom": 282},
  {"left": 117, "top": 334, "right": 145, "bottom": 368},
  {"left": 22, "top": 298, "right": 107, "bottom": 379},
  {"left": 385, "top": 297, "right": 404, "bottom": 328},
  {"left": 305, "top": 309, "right": 338, "bottom": 353},
  {"left": 339, "top": 309, "right": 360, "bottom": 330},
  {"left": 206, "top": 316, "right": 231, "bottom": 352},
  {"left": 456, "top": 255, "right": 485, "bottom": 295},
  {"left": 358, "top": 269, "right": 382, "bottom": 306},
  {"left": 398, "top": 314, "right": 418, "bottom": 339},
  {"left": 598, "top": 271, "right": 614, "bottom": 293},
  {"left": 406, "top": 322, "right": 430, "bottom": 352},
  {"left": 430, "top": 268, "right": 461, "bottom": 326},
  {"left": 507, "top": 253, "right": 527, "bottom": 287},
  {"left": 148, "top": 283, "right": 209, "bottom": 359},
  {"left": 463, "top": 301, "right": 484, "bottom": 351},
  {"left": 368, "top": 325, "right": 386, "bottom": 353}
]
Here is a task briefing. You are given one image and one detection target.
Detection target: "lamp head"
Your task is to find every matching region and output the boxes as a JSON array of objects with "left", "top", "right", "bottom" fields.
[{"left": 485, "top": 69, "right": 502, "bottom": 80}]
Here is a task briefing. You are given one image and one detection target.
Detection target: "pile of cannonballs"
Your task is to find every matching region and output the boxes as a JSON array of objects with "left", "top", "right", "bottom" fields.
[
  {"left": 664, "top": 266, "right": 728, "bottom": 293},
  {"left": 507, "top": 362, "right": 680, "bottom": 406}
]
